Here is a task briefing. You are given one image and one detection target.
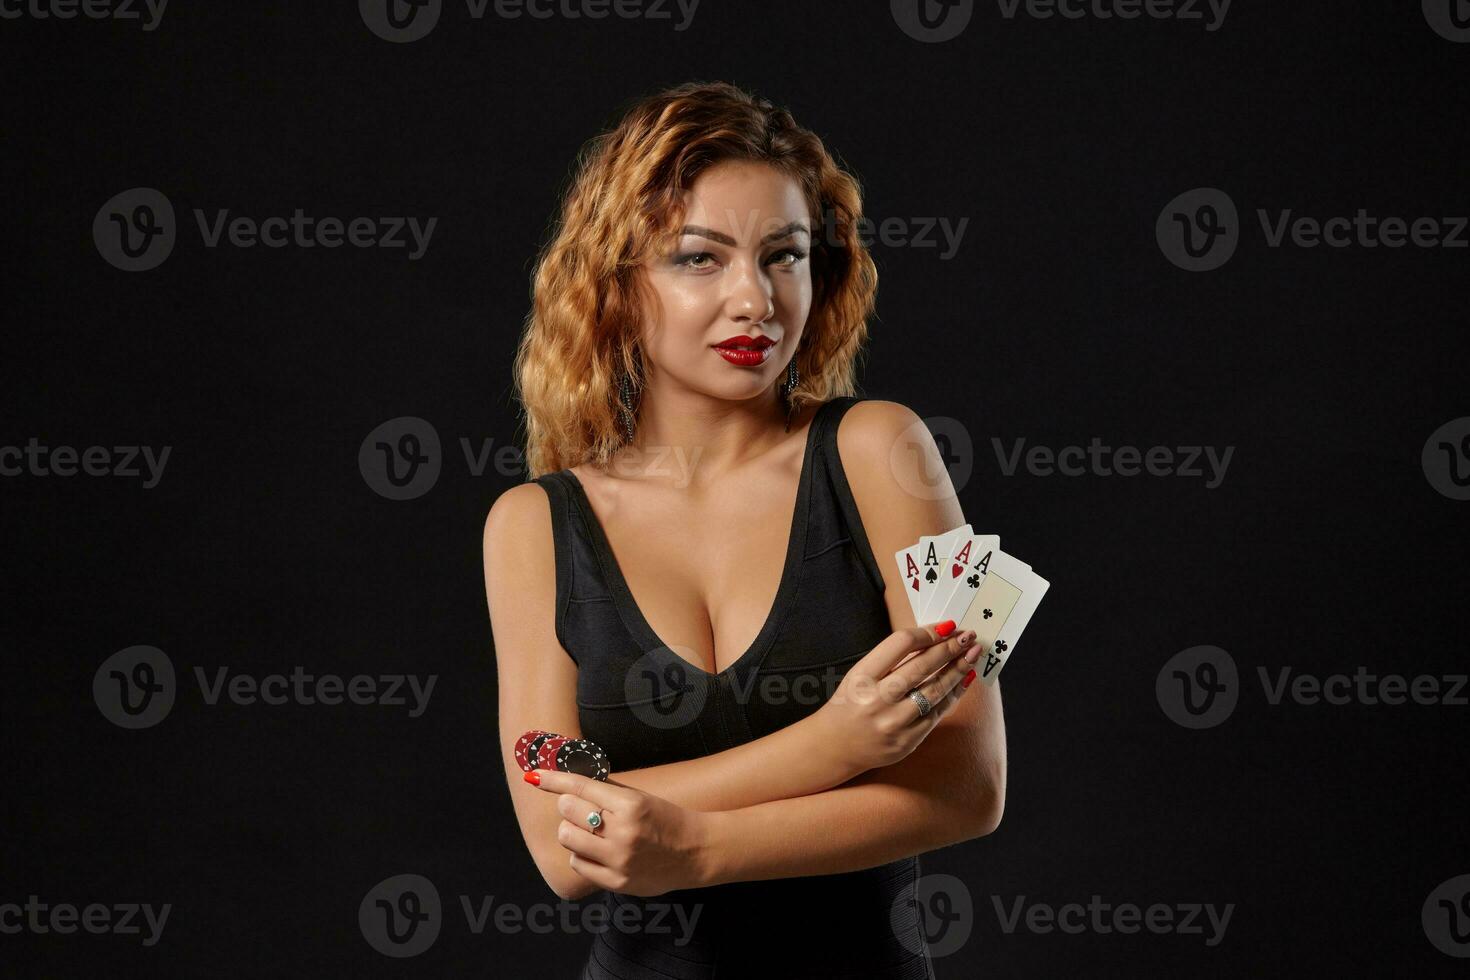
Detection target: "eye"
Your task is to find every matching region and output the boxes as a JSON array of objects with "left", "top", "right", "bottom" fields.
[
  {"left": 674, "top": 251, "right": 716, "bottom": 269},
  {"left": 768, "top": 247, "right": 808, "bottom": 266}
]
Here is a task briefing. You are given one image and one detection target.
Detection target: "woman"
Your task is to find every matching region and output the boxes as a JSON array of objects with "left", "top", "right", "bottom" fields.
[{"left": 483, "top": 81, "right": 1006, "bottom": 979}]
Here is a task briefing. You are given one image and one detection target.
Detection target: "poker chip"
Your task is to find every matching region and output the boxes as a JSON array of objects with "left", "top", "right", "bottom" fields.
[
  {"left": 515, "top": 729, "right": 561, "bottom": 772},
  {"left": 519, "top": 729, "right": 612, "bottom": 780},
  {"left": 555, "top": 738, "right": 610, "bottom": 781},
  {"left": 534, "top": 734, "right": 571, "bottom": 772}
]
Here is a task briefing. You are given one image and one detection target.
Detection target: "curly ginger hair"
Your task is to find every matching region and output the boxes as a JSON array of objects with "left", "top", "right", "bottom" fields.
[{"left": 512, "top": 80, "right": 880, "bottom": 478}]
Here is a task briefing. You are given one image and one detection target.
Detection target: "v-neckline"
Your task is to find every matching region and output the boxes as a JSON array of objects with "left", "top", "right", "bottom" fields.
[{"left": 561, "top": 403, "right": 829, "bottom": 680}]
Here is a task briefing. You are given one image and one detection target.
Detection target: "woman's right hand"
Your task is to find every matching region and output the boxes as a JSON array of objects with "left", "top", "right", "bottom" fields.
[{"left": 811, "top": 621, "right": 981, "bottom": 777}]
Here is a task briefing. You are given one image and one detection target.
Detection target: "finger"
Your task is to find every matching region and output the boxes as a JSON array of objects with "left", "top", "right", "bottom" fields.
[
  {"left": 556, "top": 792, "right": 609, "bottom": 837},
  {"left": 933, "top": 669, "right": 976, "bottom": 719},
  {"left": 911, "top": 657, "right": 976, "bottom": 720},
  {"left": 883, "top": 629, "right": 977, "bottom": 697},
  {"left": 527, "top": 768, "right": 628, "bottom": 810},
  {"left": 557, "top": 818, "right": 618, "bottom": 864},
  {"left": 859, "top": 621, "right": 958, "bottom": 677},
  {"left": 568, "top": 852, "right": 620, "bottom": 892}
]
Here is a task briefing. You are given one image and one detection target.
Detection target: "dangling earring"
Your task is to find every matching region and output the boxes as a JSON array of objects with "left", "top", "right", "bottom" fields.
[
  {"left": 779, "top": 355, "right": 801, "bottom": 431},
  {"left": 617, "top": 366, "right": 639, "bottom": 444}
]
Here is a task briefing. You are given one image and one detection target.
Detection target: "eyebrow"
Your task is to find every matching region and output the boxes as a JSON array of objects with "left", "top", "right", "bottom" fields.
[{"left": 678, "top": 222, "right": 811, "bottom": 246}]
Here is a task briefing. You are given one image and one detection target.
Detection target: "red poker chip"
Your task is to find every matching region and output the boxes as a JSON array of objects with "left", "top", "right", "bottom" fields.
[
  {"left": 516, "top": 730, "right": 560, "bottom": 772},
  {"left": 555, "top": 738, "right": 610, "bottom": 781},
  {"left": 535, "top": 735, "right": 571, "bottom": 772}
]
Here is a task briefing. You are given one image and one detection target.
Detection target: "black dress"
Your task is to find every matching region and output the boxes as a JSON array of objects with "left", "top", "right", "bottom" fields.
[{"left": 534, "top": 396, "right": 937, "bottom": 980}]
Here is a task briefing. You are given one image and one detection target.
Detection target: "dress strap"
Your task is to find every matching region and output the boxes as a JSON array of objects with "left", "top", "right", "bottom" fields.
[{"left": 809, "top": 397, "right": 888, "bottom": 596}]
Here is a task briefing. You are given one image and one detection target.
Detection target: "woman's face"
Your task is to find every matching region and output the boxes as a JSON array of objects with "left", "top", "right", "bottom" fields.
[{"left": 638, "top": 159, "right": 813, "bottom": 405}]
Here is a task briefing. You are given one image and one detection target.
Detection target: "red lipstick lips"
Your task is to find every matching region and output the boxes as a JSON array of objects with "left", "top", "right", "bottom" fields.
[{"left": 712, "top": 334, "right": 776, "bottom": 367}]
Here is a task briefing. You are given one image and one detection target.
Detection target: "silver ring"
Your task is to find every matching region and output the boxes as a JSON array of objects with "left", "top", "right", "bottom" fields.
[
  {"left": 585, "top": 809, "right": 604, "bottom": 831},
  {"left": 908, "top": 689, "right": 932, "bottom": 718}
]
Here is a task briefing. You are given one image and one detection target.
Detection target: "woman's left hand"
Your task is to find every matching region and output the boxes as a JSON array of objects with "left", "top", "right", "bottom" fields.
[{"left": 525, "top": 769, "right": 717, "bottom": 897}]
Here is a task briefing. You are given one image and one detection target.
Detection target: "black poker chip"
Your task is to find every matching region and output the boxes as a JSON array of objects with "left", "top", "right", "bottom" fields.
[{"left": 554, "top": 738, "right": 610, "bottom": 781}]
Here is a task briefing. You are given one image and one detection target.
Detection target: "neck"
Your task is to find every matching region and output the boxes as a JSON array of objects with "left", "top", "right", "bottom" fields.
[{"left": 613, "top": 382, "right": 797, "bottom": 488}]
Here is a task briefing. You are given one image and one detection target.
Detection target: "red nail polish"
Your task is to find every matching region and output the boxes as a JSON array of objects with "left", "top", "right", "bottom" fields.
[
  {"left": 937, "top": 620, "right": 957, "bottom": 637},
  {"left": 523, "top": 770, "right": 540, "bottom": 785},
  {"left": 962, "top": 669, "right": 976, "bottom": 688}
]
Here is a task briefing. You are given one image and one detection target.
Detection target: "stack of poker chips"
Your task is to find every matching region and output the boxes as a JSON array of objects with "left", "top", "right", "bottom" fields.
[{"left": 515, "top": 729, "right": 610, "bottom": 781}]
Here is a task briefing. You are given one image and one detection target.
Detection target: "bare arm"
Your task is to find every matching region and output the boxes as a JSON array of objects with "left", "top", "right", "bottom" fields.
[
  {"left": 695, "top": 399, "right": 1008, "bottom": 884},
  {"left": 486, "top": 475, "right": 954, "bottom": 900},
  {"left": 700, "top": 688, "right": 1004, "bottom": 884}
]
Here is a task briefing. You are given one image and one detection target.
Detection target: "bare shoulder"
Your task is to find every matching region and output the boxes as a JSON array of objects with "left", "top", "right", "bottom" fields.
[
  {"left": 834, "top": 399, "right": 926, "bottom": 456},
  {"left": 482, "top": 481, "right": 554, "bottom": 578},
  {"left": 482, "top": 480, "right": 569, "bottom": 672},
  {"left": 834, "top": 400, "right": 966, "bottom": 619},
  {"left": 836, "top": 398, "right": 959, "bottom": 509},
  {"left": 834, "top": 399, "right": 957, "bottom": 505}
]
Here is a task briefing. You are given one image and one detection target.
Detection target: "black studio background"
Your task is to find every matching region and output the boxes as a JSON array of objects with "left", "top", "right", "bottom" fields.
[{"left": 3, "top": 2, "right": 1468, "bottom": 976}]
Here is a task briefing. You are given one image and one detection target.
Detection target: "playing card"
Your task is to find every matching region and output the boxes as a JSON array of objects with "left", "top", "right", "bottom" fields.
[
  {"left": 955, "top": 550, "right": 1049, "bottom": 685},
  {"left": 894, "top": 542, "right": 928, "bottom": 621},
  {"left": 913, "top": 524, "right": 972, "bottom": 622},
  {"left": 923, "top": 532, "right": 999, "bottom": 624}
]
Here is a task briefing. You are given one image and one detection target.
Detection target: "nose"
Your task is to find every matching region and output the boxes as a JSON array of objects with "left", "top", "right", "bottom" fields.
[{"left": 724, "top": 259, "right": 775, "bottom": 324}]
